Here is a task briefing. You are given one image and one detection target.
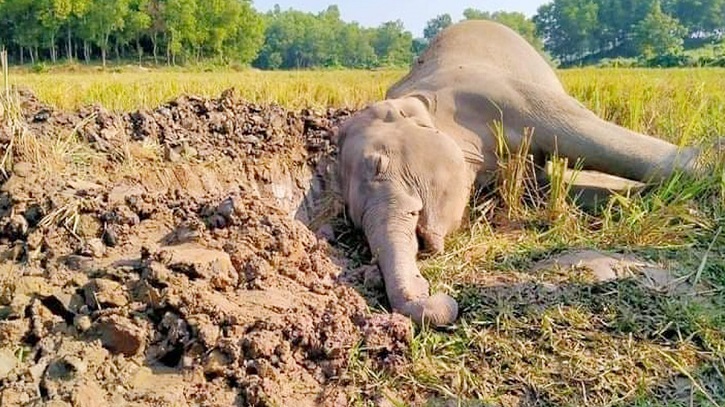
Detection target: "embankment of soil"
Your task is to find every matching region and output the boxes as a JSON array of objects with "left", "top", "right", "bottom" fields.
[{"left": 0, "top": 89, "right": 409, "bottom": 406}]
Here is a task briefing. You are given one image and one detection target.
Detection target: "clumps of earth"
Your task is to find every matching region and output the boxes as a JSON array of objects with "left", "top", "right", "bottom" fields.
[{"left": 0, "top": 89, "right": 411, "bottom": 406}]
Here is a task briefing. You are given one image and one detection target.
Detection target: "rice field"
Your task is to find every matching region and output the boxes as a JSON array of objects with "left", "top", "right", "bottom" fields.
[{"left": 7, "top": 65, "right": 725, "bottom": 406}]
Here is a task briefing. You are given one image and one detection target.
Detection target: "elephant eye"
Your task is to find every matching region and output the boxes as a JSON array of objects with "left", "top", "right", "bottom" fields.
[{"left": 365, "top": 153, "right": 390, "bottom": 179}]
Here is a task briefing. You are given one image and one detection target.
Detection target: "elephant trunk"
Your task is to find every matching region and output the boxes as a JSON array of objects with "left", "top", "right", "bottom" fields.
[{"left": 363, "top": 208, "right": 458, "bottom": 327}]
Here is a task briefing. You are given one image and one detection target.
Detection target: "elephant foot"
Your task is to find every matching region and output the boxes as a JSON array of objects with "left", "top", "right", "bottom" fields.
[{"left": 397, "top": 293, "right": 458, "bottom": 328}]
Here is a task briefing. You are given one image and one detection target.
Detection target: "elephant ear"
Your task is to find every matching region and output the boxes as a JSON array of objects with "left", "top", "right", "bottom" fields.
[
  {"left": 402, "top": 92, "right": 437, "bottom": 129},
  {"left": 407, "top": 91, "right": 437, "bottom": 114}
]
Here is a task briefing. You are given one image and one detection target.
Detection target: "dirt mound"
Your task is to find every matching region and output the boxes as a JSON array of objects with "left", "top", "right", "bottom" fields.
[{"left": 0, "top": 89, "right": 410, "bottom": 406}]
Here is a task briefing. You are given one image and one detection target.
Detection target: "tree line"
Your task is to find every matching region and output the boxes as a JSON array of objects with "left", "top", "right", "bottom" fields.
[
  {"left": 0, "top": 0, "right": 264, "bottom": 66},
  {"left": 0, "top": 0, "right": 723, "bottom": 68},
  {"left": 0, "top": 1, "right": 418, "bottom": 68},
  {"left": 425, "top": 0, "right": 725, "bottom": 66},
  {"left": 534, "top": 0, "right": 725, "bottom": 65},
  {"left": 255, "top": 5, "right": 413, "bottom": 69}
]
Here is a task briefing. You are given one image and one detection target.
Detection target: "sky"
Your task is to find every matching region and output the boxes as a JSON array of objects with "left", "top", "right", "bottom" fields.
[{"left": 253, "top": 1, "right": 549, "bottom": 37}]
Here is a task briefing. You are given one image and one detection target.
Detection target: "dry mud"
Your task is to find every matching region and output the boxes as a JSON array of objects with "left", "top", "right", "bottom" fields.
[{"left": 0, "top": 89, "right": 411, "bottom": 406}]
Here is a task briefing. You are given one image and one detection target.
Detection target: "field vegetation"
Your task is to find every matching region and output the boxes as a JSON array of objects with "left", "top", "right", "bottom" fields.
[{"left": 6, "top": 66, "right": 725, "bottom": 406}]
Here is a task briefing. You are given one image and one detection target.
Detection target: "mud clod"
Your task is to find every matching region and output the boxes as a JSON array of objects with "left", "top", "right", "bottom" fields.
[
  {"left": 83, "top": 279, "right": 129, "bottom": 309},
  {"left": 158, "top": 244, "right": 237, "bottom": 289},
  {"left": 0, "top": 348, "right": 17, "bottom": 379},
  {"left": 89, "top": 315, "right": 147, "bottom": 356},
  {"left": 0, "top": 89, "right": 406, "bottom": 406}
]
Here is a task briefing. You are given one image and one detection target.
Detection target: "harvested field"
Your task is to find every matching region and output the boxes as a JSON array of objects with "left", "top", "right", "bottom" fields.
[{"left": 1, "top": 67, "right": 724, "bottom": 407}]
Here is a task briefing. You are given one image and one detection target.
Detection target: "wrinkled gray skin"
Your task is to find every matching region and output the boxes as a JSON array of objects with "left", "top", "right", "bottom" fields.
[{"left": 337, "top": 20, "right": 708, "bottom": 327}]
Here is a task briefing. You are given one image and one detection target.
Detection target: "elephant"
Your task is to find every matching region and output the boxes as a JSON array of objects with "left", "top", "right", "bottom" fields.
[{"left": 337, "top": 20, "right": 713, "bottom": 328}]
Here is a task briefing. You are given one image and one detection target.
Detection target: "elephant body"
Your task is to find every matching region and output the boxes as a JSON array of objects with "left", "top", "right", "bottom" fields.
[{"left": 337, "top": 20, "right": 704, "bottom": 327}]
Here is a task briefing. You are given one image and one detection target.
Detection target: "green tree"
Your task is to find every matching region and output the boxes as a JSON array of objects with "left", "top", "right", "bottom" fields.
[
  {"left": 664, "top": 0, "right": 725, "bottom": 35},
  {"left": 82, "top": 0, "right": 129, "bottom": 66},
  {"left": 412, "top": 37, "right": 428, "bottom": 57},
  {"left": 302, "top": 5, "right": 341, "bottom": 67},
  {"left": 255, "top": 5, "right": 377, "bottom": 69},
  {"left": 163, "top": 0, "right": 197, "bottom": 65},
  {"left": 463, "top": 8, "right": 544, "bottom": 50},
  {"left": 63, "top": 0, "right": 90, "bottom": 61},
  {"left": 534, "top": 0, "right": 600, "bottom": 63},
  {"left": 593, "top": 0, "right": 651, "bottom": 57},
  {"left": 38, "top": 0, "right": 73, "bottom": 62},
  {"left": 338, "top": 23, "right": 376, "bottom": 68},
  {"left": 196, "top": 0, "right": 242, "bottom": 61},
  {"left": 255, "top": 7, "right": 323, "bottom": 69},
  {"left": 0, "top": 1, "right": 5, "bottom": 46},
  {"left": 634, "top": 0, "right": 688, "bottom": 59},
  {"left": 0, "top": 0, "right": 10, "bottom": 51},
  {"left": 145, "top": 0, "right": 165, "bottom": 64},
  {"left": 119, "top": 0, "right": 151, "bottom": 63},
  {"left": 372, "top": 20, "right": 413, "bottom": 66},
  {"left": 224, "top": 0, "right": 264, "bottom": 65},
  {"left": 423, "top": 13, "right": 452, "bottom": 40},
  {"left": 286, "top": 10, "right": 324, "bottom": 68},
  {"left": 254, "top": 7, "right": 288, "bottom": 69},
  {"left": 193, "top": 0, "right": 264, "bottom": 63},
  {"left": 3, "top": 0, "right": 44, "bottom": 63},
  {"left": 462, "top": 8, "right": 491, "bottom": 20}
]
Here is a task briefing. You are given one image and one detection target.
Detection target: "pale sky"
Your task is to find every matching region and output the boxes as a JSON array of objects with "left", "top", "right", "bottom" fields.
[{"left": 253, "top": 1, "right": 550, "bottom": 37}]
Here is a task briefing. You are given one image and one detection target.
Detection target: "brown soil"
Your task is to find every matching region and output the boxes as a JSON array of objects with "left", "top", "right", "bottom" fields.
[{"left": 0, "top": 89, "right": 410, "bottom": 406}]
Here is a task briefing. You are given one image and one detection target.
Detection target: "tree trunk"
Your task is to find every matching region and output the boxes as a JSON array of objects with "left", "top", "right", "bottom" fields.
[
  {"left": 50, "top": 35, "right": 57, "bottom": 63},
  {"left": 20, "top": 47, "right": 24, "bottom": 65},
  {"left": 102, "top": 33, "right": 110, "bottom": 67},
  {"left": 114, "top": 41, "right": 120, "bottom": 62},
  {"left": 152, "top": 33, "right": 158, "bottom": 65},
  {"left": 137, "top": 38, "right": 143, "bottom": 65},
  {"left": 83, "top": 41, "right": 90, "bottom": 64},
  {"left": 66, "top": 26, "right": 73, "bottom": 61},
  {"left": 166, "top": 35, "right": 170, "bottom": 66}
]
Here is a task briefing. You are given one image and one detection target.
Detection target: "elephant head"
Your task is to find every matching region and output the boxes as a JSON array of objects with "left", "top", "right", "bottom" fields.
[{"left": 338, "top": 95, "right": 473, "bottom": 327}]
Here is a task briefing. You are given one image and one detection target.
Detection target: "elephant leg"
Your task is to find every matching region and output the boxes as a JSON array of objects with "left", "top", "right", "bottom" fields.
[{"left": 515, "top": 84, "right": 700, "bottom": 183}]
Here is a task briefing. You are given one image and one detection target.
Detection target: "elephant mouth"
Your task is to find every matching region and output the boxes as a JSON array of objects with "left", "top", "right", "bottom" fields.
[{"left": 416, "top": 233, "right": 429, "bottom": 255}]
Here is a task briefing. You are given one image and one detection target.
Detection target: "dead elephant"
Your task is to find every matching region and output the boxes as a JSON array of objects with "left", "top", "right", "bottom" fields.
[{"left": 337, "top": 20, "right": 721, "bottom": 327}]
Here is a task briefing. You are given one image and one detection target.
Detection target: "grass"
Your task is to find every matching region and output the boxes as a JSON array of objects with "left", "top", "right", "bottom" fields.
[
  {"left": 407, "top": 70, "right": 724, "bottom": 406},
  {"left": 352, "top": 163, "right": 724, "bottom": 406},
  {"left": 6, "top": 65, "right": 725, "bottom": 406}
]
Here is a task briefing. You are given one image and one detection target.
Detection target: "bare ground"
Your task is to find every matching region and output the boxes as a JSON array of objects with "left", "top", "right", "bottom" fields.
[{"left": 0, "top": 89, "right": 410, "bottom": 407}]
